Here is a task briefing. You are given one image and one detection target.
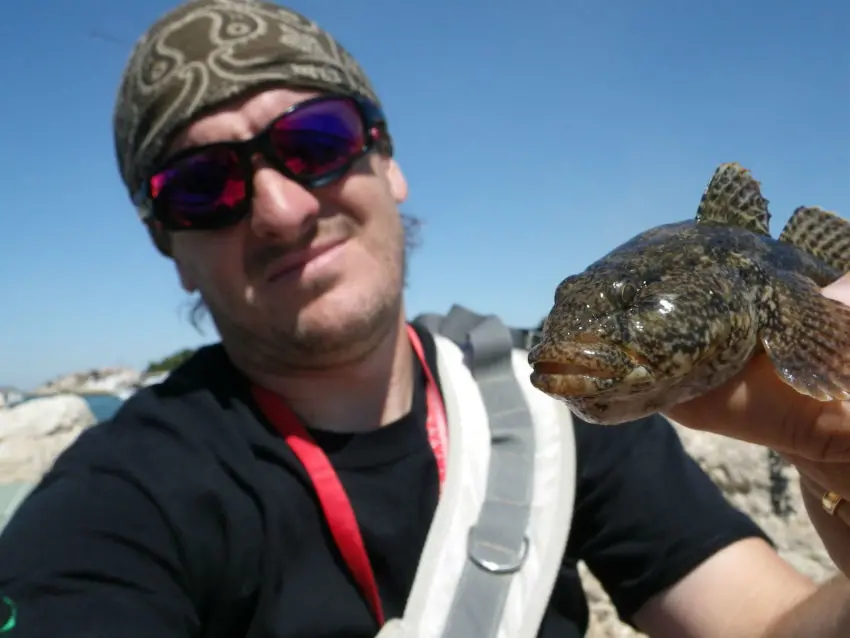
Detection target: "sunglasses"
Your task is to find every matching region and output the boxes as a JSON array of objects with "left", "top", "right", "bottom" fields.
[{"left": 133, "top": 94, "right": 388, "bottom": 231}]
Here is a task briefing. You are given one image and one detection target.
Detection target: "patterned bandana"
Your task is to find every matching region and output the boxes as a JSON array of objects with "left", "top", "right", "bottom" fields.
[{"left": 112, "top": 0, "right": 387, "bottom": 254}]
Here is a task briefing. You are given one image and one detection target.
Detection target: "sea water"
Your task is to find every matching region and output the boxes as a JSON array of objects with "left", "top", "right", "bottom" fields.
[{"left": 80, "top": 393, "right": 126, "bottom": 423}]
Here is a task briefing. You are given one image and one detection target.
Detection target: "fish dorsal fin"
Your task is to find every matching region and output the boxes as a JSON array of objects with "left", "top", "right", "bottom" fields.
[
  {"left": 694, "top": 163, "right": 771, "bottom": 235},
  {"left": 779, "top": 206, "right": 850, "bottom": 274}
]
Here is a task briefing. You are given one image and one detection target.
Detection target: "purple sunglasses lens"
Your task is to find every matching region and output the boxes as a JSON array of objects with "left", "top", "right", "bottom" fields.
[
  {"left": 270, "top": 98, "right": 365, "bottom": 177},
  {"left": 151, "top": 148, "right": 245, "bottom": 223}
]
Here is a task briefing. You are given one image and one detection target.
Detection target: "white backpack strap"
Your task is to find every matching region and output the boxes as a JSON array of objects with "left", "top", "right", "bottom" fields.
[
  {"left": 0, "top": 483, "right": 35, "bottom": 535},
  {"left": 379, "top": 306, "right": 576, "bottom": 638}
]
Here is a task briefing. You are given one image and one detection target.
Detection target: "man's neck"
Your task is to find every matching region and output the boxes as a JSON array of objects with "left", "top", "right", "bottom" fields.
[{"left": 244, "top": 314, "right": 416, "bottom": 434}]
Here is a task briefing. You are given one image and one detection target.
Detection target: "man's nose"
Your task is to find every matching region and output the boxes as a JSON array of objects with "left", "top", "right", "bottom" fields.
[{"left": 249, "top": 158, "right": 321, "bottom": 242}]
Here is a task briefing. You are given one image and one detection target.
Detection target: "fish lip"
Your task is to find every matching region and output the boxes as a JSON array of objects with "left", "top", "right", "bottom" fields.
[
  {"left": 528, "top": 338, "right": 655, "bottom": 398},
  {"left": 530, "top": 360, "right": 622, "bottom": 379}
]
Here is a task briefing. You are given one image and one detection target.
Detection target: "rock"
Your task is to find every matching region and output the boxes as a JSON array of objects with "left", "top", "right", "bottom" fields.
[
  {"left": 33, "top": 367, "right": 141, "bottom": 395},
  {"left": 0, "top": 387, "right": 24, "bottom": 409},
  {"left": 578, "top": 420, "right": 837, "bottom": 637},
  {"left": 0, "top": 394, "right": 96, "bottom": 482},
  {"left": 139, "top": 371, "right": 170, "bottom": 388}
]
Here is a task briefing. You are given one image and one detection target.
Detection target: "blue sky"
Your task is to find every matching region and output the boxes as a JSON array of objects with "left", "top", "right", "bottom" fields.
[{"left": 2, "top": 0, "right": 850, "bottom": 389}]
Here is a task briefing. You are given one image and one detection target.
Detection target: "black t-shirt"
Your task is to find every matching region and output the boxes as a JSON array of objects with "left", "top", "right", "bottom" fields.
[{"left": 0, "top": 323, "right": 769, "bottom": 637}]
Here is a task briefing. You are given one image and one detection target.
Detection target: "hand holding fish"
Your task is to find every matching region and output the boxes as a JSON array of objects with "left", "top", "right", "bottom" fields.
[
  {"left": 667, "top": 274, "right": 850, "bottom": 574},
  {"left": 529, "top": 162, "right": 850, "bottom": 573}
]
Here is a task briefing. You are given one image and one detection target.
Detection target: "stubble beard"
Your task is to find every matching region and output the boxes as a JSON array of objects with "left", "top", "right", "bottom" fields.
[{"left": 208, "top": 231, "right": 407, "bottom": 375}]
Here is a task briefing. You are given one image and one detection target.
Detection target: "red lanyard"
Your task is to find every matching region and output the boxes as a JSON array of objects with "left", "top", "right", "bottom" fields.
[{"left": 250, "top": 324, "right": 449, "bottom": 627}]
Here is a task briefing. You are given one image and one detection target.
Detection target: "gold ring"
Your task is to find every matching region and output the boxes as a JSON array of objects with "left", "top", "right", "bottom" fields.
[{"left": 822, "top": 490, "right": 845, "bottom": 516}]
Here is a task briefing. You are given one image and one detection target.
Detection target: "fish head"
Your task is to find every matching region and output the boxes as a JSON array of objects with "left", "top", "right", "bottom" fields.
[{"left": 528, "top": 258, "right": 758, "bottom": 423}]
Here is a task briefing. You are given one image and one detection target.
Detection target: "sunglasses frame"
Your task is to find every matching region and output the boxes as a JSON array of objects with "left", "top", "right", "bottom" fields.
[{"left": 132, "top": 93, "right": 388, "bottom": 231}]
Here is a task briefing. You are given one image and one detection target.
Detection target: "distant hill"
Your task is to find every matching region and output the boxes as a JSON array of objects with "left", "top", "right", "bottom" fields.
[{"left": 144, "top": 348, "right": 197, "bottom": 376}]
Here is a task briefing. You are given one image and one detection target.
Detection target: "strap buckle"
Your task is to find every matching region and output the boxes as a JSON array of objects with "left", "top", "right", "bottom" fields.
[{"left": 467, "top": 528, "right": 530, "bottom": 575}]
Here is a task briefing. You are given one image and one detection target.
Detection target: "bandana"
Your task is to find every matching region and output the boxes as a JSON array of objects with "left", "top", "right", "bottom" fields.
[{"left": 112, "top": 0, "right": 387, "bottom": 254}]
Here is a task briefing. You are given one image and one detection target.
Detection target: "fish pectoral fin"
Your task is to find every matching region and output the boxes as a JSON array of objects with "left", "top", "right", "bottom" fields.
[
  {"left": 760, "top": 272, "right": 850, "bottom": 401},
  {"left": 695, "top": 163, "right": 772, "bottom": 235},
  {"left": 779, "top": 206, "right": 850, "bottom": 274}
]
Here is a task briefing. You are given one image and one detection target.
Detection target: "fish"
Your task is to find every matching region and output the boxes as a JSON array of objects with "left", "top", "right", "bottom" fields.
[{"left": 527, "top": 162, "right": 850, "bottom": 425}]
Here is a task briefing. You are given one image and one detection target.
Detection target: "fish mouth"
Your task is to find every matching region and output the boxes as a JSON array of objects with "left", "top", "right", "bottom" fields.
[
  {"left": 531, "top": 361, "right": 622, "bottom": 378},
  {"left": 528, "top": 337, "right": 655, "bottom": 398}
]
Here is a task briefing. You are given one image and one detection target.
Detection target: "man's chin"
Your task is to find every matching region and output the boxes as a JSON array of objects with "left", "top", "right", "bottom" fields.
[
  {"left": 297, "top": 302, "right": 390, "bottom": 347},
  {"left": 296, "top": 286, "right": 403, "bottom": 355},
  {"left": 215, "top": 271, "right": 403, "bottom": 370}
]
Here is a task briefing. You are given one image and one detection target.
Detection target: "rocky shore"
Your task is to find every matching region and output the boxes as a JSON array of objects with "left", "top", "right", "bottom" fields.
[
  {"left": 31, "top": 367, "right": 142, "bottom": 395},
  {"left": 0, "top": 371, "right": 838, "bottom": 635},
  {"left": 0, "top": 393, "right": 97, "bottom": 483},
  {"left": 0, "top": 367, "right": 168, "bottom": 482}
]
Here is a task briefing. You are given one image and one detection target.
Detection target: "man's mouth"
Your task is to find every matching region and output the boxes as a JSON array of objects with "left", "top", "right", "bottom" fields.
[{"left": 265, "top": 238, "right": 347, "bottom": 282}]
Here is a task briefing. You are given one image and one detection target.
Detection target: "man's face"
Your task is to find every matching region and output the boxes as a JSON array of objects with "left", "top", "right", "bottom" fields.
[{"left": 166, "top": 88, "right": 409, "bottom": 371}]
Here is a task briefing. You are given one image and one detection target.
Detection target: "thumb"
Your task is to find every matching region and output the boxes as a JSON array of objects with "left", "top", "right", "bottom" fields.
[{"left": 823, "top": 272, "right": 850, "bottom": 305}]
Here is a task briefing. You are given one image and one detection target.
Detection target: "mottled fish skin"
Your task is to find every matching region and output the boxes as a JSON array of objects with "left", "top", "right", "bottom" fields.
[{"left": 528, "top": 162, "right": 850, "bottom": 425}]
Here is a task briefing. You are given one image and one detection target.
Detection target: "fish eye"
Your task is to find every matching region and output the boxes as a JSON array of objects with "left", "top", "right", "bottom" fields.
[{"left": 614, "top": 280, "right": 638, "bottom": 306}]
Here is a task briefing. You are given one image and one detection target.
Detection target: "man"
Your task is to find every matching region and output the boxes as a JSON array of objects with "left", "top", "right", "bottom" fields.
[{"left": 0, "top": 1, "right": 849, "bottom": 636}]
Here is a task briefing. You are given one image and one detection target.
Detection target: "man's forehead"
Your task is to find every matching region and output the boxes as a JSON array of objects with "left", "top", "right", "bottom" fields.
[{"left": 167, "top": 87, "right": 322, "bottom": 156}]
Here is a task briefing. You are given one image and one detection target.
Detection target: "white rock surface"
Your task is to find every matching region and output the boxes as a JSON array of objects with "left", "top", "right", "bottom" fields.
[
  {"left": 139, "top": 371, "right": 170, "bottom": 388},
  {"left": 34, "top": 367, "right": 141, "bottom": 395},
  {"left": 0, "top": 388, "right": 23, "bottom": 409},
  {"left": 0, "top": 395, "right": 96, "bottom": 482}
]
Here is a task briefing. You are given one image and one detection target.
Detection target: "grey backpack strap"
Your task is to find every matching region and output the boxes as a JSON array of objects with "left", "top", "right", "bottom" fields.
[
  {"left": 412, "top": 313, "right": 446, "bottom": 336},
  {"left": 413, "top": 305, "right": 537, "bottom": 637},
  {"left": 423, "top": 306, "right": 541, "bottom": 353}
]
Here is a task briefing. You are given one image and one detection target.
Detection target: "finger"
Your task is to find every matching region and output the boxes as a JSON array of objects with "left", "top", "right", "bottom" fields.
[
  {"left": 798, "top": 471, "right": 850, "bottom": 529},
  {"left": 822, "top": 273, "right": 850, "bottom": 305},
  {"left": 787, "top": 453, "right": 850, "bottom": 502},
  {"left": 800, "top": 486, "right": 850, "bottom": 575},
  {"left": 666, "top": 356, "right": 850, "bottom": 462}
]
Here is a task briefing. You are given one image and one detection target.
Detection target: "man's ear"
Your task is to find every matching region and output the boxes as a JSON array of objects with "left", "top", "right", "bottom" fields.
[
  {"left": 176, "top": 264, "right": 198, "bottom": 293},
  {"left": 172, "top": 248, "right": 198, "bottom": 293},
  {"left": 385, "top": 158, "right": 408, "bottom": 204},
  {"left": 159, "top": 222, "right": 197, "bottom": 292}
]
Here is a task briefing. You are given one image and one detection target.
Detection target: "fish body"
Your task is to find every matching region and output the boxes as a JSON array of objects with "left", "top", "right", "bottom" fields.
[{"left": 528, "top": 163, "right": 850, "bottom": 424}]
